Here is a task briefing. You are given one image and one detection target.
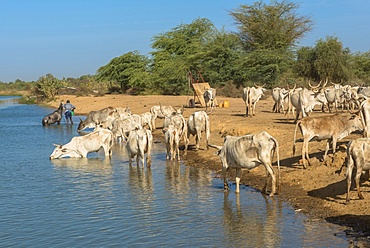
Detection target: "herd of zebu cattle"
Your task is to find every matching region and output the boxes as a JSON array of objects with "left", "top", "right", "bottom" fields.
[{"left": 44, "top": 83, "right": 370, "bottom": 203}]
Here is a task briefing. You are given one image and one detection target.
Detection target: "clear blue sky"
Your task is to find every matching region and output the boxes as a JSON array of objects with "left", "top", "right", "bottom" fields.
[{"left": 0, "top": 0, "right": 369, "bottom": 82}]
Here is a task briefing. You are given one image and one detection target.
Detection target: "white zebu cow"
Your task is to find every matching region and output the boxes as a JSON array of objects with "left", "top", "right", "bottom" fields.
[
  {"left": 140, "top": 112, "right": 153, "bottom": 131},
  {"left": 126, "top": 128, "right": 153, "bottom": 167},
  {"left": 163, "top": 125, "right": 180, "bottom": 161},
  {"left": 185, "top": 110, "right": 210, "bottom": 155},
  {"left": 293, "top": 113, "right": 363, "bottom": 169},
  {"left": 50, "top": 129, "right": 113, "bottom": 159},
  {"left": 290, "top": 87, "right": 327, "bottom": 123},
  {"left": 150, "top": 105, "right": 181, "bottom": 130},
  {"left": 77, "top": 107, "right": 118, "bottom": 132},
  {"left": 242, "top": 84, "right": 266, "bottom": 117},
  {"left": 360, "top": 99, "right": 370, "bottom": 138},
  {"left": 203, "top": 88, "right": 217, "bottom": 112},
  {"left": 346, "top": 138, "right": 370, "bottom": 203},
  {"left": 161, "top": 106, "right": 188, "bottom": 146},
  {"left": 272, "top": 87, "right": 289, "bottom": 113},
  {"left": 110, "top": 116, "right": 142, "bottom": 142},
  {"left": 209, "top": 131, "right": 280, "bottom": 196}
]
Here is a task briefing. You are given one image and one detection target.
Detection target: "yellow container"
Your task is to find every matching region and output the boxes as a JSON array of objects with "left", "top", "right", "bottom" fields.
[{"left": 223, "top": 100, "right": 230, "bottom": 108}]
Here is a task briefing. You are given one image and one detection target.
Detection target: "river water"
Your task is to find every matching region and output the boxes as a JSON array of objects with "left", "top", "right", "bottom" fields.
[{"left": 0, "top": 96, "right": 350, "bottom": 247}]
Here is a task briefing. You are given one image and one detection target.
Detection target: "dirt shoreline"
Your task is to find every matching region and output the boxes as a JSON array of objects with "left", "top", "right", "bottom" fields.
[{"left": 46, "top": 94, "right": 370, "bottom": 239}]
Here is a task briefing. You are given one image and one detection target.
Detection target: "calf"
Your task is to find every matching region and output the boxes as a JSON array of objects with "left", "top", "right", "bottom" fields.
[
  {"left": 203, "top": 88, "right": 217, "bottom": 112},
  {"left": 346, "top": 138, "right": 370, "bottom": 203},
  {"left": 293, "top": 113, "right": 363, "bottom": 168},
  {"left": 209, "top": 131, "right": 280, "bottom": 196},
  {"left": 163, "top": 125, "right": 180, "bottom": 161},
  {"left": 50, "top": 128, "right": 113, "bottom": 159},
  {"left": 125, "top": 128, "right": 153, "bottom": 167}
]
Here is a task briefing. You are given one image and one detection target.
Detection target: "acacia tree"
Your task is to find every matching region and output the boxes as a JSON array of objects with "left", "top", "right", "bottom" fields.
[
  {"left": 350, "top": 51, "right": 370, "bottom": 85},
  {"left": 230, "top": 0, "right": 313, "bottom": 86},
  {"left": 96, "top": 51, "right": 150, "bottom": 94},
  {"left": 202, "top": 30, "right": 246, "bottom": 87},
  {"left": 314, "top": 36, "right": 351, "bottom": 83},
  {"left": 295, "top": 36, "right": 352, "bottom": 83},
  {"left": 34, "top": 74, "right": 64, "bottom": 100},
  {"left": 150, "top": 18, "right": 218, "bottom": 94}
]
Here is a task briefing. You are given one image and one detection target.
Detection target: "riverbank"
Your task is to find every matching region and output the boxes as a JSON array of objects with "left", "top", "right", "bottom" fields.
[{"left": 47, "top": 93, "right": 370, "bottom": 240}]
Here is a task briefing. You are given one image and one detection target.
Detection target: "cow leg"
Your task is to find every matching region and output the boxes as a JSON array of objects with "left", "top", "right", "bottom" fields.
[
  {"left": 323, "top": 140, "right": 331, "bottom": 160},
  {"left": 222, "top": 164, "right": 229, "bottom": 191},
  {"left": 264, "top": 164, "right": 276, "bottom": 196},
  {"left": 235, "top": 168, "right": 242, "bottom": 193},
  {"left": 355, "top": 166, "right": 365, "bottom": 200},
  {"left": 252, "top": 102, "right": 257, "bottom": 116},
  {"left": 175, "top": 144, "right": 180, "bottom": 162},
  {"left": 195, "top": 130, "right": 201, "bottom": 150},
  {"left": 184, "top": 133, "right": 190, "bottom": 155},
  {"left": 146, "top": 153, "right": 152, "bottom": 167},
  {"left": 302, "top": 139, "right": 309, "bottom": 169},
  {"left": 346, "top": 155, "right": 354, "bottom": 203}
]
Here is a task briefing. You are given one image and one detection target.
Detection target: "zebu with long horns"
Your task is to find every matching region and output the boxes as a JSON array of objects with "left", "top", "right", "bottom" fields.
[
  {"left": 209, "top": 131, "right": 280, "bottom": 196},
  {"left": 242, "top": 84, "right": 266, "bottom": 117},
  {"left": 289, "top": 81, "right": 327, "bottom": 123}
]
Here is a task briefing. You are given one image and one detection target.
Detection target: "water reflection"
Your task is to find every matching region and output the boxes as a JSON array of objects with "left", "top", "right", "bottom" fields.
[
  {"left": 128, "top": 165, "right": 153, "bottom": 195},
  {"left": 51, "top": 157, "right": 113, "bottom": 177},
  {"left": 222, "top": 192, "right": 284, "bottom": 248}
]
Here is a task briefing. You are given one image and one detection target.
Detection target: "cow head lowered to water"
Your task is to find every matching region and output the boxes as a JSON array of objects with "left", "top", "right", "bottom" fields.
[
  {"left": 50, "top": 128, "right": 113, "bottom": 159},
  {"left": 209, "top": 131, "right": 280, "bottom": 197},
  {"left": 77, "top": 107, "right": 117, "bottom": 132},
  {"left": 42, "top": 103, "right": 63, "bottom": 126}
]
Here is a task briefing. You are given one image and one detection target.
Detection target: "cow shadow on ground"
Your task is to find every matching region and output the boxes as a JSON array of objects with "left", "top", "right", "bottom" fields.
[
  {"left": 307, "top": 179, "right": 348, "bottom": 203},
  {"left": 279, "top": 141, "right": 348, "bottom": 169},
  {"left": 273, "top": 118, "right": 296, "bottom": 125},
  {"left": 231, "top": 113, "right": 246, "bottom": 117}
]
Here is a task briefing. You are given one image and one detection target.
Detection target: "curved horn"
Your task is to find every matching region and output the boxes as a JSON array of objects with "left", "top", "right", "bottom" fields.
[
  {"left": 159, "top": 102, "right": 166, "bottom": 116},
  {"left": 322, "top": 78, "right": 328, "bottom": 88}
]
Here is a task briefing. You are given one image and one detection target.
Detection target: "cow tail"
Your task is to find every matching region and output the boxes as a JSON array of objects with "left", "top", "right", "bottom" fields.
[
  {"left": 293, "top": 120, "right": 300, "bottom": 156},
  {"left": 205, "top": 115, "right": 211, "bottom": 146},
  {"left": 271, "top": 136, "right": 281, "bottom": 195}
]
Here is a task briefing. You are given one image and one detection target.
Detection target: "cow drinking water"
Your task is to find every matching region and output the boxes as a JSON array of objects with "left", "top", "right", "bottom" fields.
[
  {"left": 50, "top": 128, "right": 113, "bottom": 159},
  {"left": 42, "top": 103, "right": 63, "bottom": 126},
  {"left": 209, "top": 131, "right": 281, "bottom": 196}
]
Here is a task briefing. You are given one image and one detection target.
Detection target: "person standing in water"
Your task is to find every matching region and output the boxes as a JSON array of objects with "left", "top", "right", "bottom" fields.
[{"left": 64, "top": 100, "right": 76, "bottom": 124}]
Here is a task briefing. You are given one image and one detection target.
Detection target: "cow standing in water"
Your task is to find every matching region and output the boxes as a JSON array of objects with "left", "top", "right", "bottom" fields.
[
  {"left": 209, "top": 131, "right": 281, "bottom": 196},
  {"left": 50, "top": 128, "right": 113, "bottom": 159},
  {"left": 42, "top": 103, "right": 63, "bottom": 126}
]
